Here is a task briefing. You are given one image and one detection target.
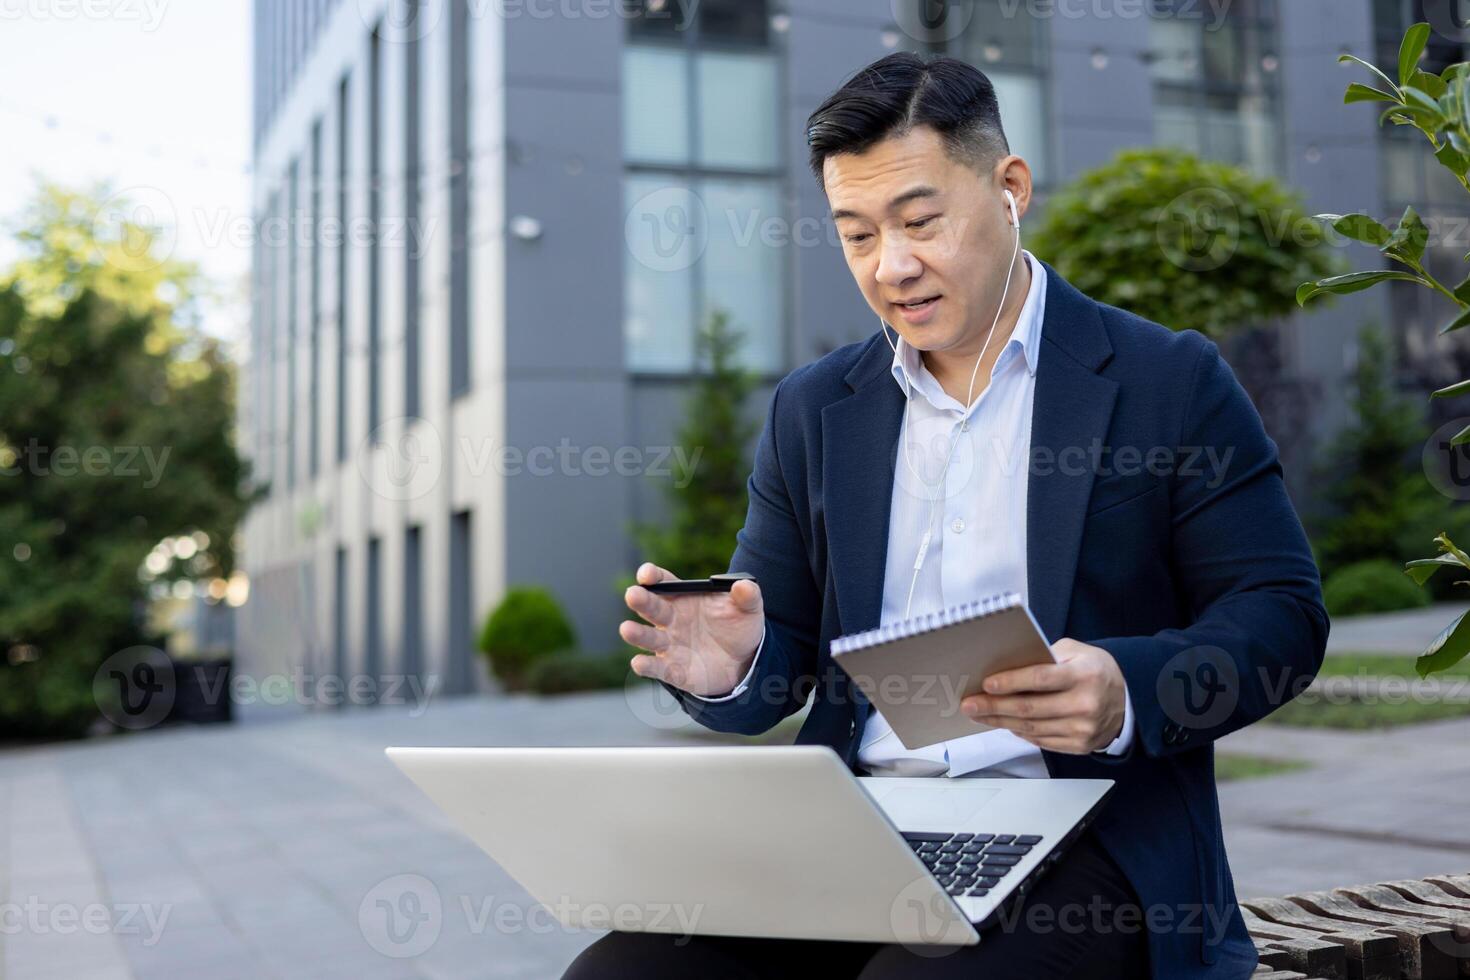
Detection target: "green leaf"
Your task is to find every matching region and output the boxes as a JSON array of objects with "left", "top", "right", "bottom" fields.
[
  {"left": 1345, "top": 82, "right": 1398, "bottom": 104},
  {"left": 1415, "top": 609, "right": 1470, "bottom": 677},
  {"left": 1400, "top": 22, "right": 1431, "bottom": 87},
  {"left": 1453, "top": 421, "right": 1470, "bottom": 446},
  {"left": 1432, "top": 376, "right": 1470, "bottom": 398},
  {"left": 1403, "top": 85, "right": 1444, "bottom": 116},
  {"left": 1440, "top": 310, "right": 1470, "bottom": 335},
  {"left": 1435, "top": 139, "right": 1470, "bottom": 177},
  {"left": 1316, "top": 212, "right": 1391, "bottom": 246},
  {"left": 1406, "top": 553, "right": 1466, "bottom": 585},
  {"left": 1296, "top": 270, "right": 1430, "bottom": 305},
  {"left": 1383, "top": 205, "right": 1429, "bottom": 263},
  {"left": 1379, "top": 103, "right": 1441, "bottom": 129},
  {"left": 1413, "top": 68, "right": 1449, "bottom": 99},
  {"left": 1437, "top": 533, "right": 1470, "bottom": 567},
  {"left": 1341, "top": 53, "right": 1404, "bottom": 101}
]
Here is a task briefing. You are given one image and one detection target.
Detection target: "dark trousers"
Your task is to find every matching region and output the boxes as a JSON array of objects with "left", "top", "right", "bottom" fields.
[{"left": 562, "top": 829, "right": 1151, "bottom": 980}]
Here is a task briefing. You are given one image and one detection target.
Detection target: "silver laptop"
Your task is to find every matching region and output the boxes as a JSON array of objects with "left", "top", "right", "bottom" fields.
[{"left": 386, "top": 745, "right": 1112, "bottom": 946}]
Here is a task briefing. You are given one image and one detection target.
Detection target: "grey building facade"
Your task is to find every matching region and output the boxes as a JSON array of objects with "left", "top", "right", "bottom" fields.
[{"left": 241, "top": 0, "right": 1454, "bottom": 698}]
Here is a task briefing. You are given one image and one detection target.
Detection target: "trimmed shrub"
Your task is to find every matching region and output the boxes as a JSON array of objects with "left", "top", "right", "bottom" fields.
[
  {"left": 525, "top": 651, "right": 633, "bottom": 695},
  {"left": 478, "top": 587, "right": 576, "bottom": 690},
  {"left": 1322, "top": 560, "right": 1431, "bottom": 617}
]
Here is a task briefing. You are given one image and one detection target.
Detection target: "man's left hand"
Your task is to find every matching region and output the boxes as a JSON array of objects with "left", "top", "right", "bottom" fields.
[{"left": 961, "top": 638, "right": 1127, "bottom": 754}]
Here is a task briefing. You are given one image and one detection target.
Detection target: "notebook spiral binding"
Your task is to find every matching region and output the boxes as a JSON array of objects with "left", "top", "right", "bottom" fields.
[{"left": 829, "top": 591, "right": 1023, "bottom": 657}]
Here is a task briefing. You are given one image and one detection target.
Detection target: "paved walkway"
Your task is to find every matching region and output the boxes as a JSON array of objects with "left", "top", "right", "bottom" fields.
[
  {"left": 2, "top": 686, "right": 1467, "bottom": 979},
  {"left": 1326, "top": 602, "right": 1465, "bottom": 655}
]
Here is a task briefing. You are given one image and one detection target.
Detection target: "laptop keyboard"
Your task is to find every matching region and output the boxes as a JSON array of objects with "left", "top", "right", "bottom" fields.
[{"left": 900, "top": 832, "right": 1043, "bottom": 898}]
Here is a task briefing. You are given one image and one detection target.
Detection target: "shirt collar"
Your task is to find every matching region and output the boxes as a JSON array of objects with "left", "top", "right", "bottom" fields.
[{"left": 888, "top": 249, "right": 1047, "bottom": 401}]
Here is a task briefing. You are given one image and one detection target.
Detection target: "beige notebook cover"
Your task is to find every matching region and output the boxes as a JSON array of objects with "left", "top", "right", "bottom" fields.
[{"left": 830, "top": 592, "right": 1056, "bottom": 750}]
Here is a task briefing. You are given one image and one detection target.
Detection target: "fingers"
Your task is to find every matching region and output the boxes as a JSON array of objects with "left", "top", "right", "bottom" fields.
[
  {"left": 982, "top": 661, "right": 1071, "bottom": 696},
  {"left": 629, "top": 653, "right": 673, "bottom": 684},
  {"left": 619, "top": 620, "right": 670, "bottom": 653},
  {"left": 636, "top": 562, "right": 675, "bottom": 586},
  {"left": 629, "top": 652, "right": 692, "bottom": 690},
  {"left": 729, "top": 578, "right": 762, "bottom": 614},
  {"left": 962, "top": 691, "right": 1084, "bottom": 721},
  {"left": 971, "top": 715, "right": 1078, "bottom": 740},
  {"left": 624, "top": 583, "right": 674, "bottom": 627}
]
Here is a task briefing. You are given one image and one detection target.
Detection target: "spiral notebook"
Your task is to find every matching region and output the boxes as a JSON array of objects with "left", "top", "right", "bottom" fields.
[{"left": 830, "top": 592, "right": 1056, "bottom": 750}]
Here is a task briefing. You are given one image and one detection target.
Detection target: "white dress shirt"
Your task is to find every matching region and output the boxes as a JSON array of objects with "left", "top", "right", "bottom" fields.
[{"left": 694, "top": 252, "right": 1134, "bottom": 777}]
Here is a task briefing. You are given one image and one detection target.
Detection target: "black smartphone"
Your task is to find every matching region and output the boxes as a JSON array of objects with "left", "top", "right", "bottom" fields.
[{"left": 645, "top": 572, "right": 756, "bottom": 595}]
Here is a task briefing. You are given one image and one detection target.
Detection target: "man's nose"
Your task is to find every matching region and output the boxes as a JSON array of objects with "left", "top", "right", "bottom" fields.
[{"left": 874, "top": 236, "right": 922, "bottom": 288}]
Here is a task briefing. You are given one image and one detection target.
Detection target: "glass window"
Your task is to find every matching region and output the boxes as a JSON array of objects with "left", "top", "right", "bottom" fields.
[
  {"left": 625, "top": 175, "right": 699, "bottom": 372},
  {"left": 1148, "top": 2, "right": 1283, "bottom": 175},
  {"left": 988, "top": 73, "right": 1048, "bottom": 187},
  {"left": 701, "top": 179, "right": 784, "bottom": 373},
  {"left": 699, "top": 0, "right": 768, "bottom": 44},
  {"left": 623, "top": 4, "right": 785, "bottom": 374},
  {"left": 956, "top": 3, "right": 1041, "bottom": 71},
  {"left": 696, "top": 52, "right": 778, "bottom": 169},
  {"left": 624, "top": 46, "right": 690, "bottom": 165},
  {"left": 627, "top": 0, "right": 683, "bottom": 40},
  {"left": 897, "top": 1, "right": 1052, "bottom": 186}
]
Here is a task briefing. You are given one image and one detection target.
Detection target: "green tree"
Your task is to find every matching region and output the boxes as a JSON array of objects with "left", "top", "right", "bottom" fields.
[
  {"left": 1028, "top": 146, "right": 1341, "bottom": 339},
  {"left": 633, "top": 308, "right": 756, "bottom": 577},
  {"left": 1299, "top": 23, "right": 1470, "bottom": 674},
  {"left": 0, "top": 184, "right": 255, "bottom": 737}
]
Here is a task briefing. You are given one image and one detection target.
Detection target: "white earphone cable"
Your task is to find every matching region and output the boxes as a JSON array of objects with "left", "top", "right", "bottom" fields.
[{"left": 880, "top": 191, "right": 1023, "bottom": 619}]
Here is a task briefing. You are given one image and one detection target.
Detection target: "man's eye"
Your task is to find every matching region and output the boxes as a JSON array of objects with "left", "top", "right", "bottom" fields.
[
  {"left": 908, "top": 216, "right": 937, "bottom": 230},
  {"left": 845, "top": 233, "right": 871, "bottom": 244}
]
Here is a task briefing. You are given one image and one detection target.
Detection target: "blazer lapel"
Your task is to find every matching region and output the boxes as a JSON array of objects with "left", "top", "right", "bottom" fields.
[
  {"left": 1026, "top": 260, "right": 1118, "bottom": 644},
  {"left": 822, "top": 338, "right": 905, "bottom": 639}
]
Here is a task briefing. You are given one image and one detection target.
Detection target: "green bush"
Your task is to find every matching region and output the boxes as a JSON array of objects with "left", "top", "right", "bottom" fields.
[
  {"left": 478, "top": 587, "right": 577, "bottom": 690},
  {"left": 524, "top": 651, "right": 633, "bottom": 695},
  {"left": 1322, "top": 560, "right": 1432, "bottom": 617},
  {"left": 1027, "top": 147, "right": 1340, "bottom": 339}
]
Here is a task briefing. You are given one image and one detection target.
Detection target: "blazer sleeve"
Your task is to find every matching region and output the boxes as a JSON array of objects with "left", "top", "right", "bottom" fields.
[
  {"left": 1090, "top": 339, "right": 1329, "bottom": 760},
  {"left": 661, "top": 376, "right": 822, "bottom": 735}
]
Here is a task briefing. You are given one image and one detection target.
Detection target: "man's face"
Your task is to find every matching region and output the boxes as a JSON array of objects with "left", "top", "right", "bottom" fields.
[{"left": 823, "top": 125, "right": 1025, "bottom": 357}]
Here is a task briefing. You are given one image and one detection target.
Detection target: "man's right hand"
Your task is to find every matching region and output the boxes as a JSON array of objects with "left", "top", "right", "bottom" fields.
[{"left": 621, "top": 562, "right": 764, "bottom": 697}]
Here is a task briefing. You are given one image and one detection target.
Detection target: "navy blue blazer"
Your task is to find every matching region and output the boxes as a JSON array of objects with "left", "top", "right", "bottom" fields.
[{"left": 666, "top": 258, "right": 1327, "bottom": 979}]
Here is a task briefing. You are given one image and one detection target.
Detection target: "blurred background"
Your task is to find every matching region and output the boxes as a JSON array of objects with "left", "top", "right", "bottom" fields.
[{"left": 5, "top": 1, "right": 1470, "bottom": 978}]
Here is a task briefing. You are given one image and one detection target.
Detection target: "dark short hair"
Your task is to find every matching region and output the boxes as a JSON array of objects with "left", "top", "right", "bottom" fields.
[{"left": 805, "top": 52, "right": 1010, "bottom": 190}]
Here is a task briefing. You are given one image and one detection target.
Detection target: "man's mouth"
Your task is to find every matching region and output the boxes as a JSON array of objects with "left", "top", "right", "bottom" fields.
[{"left": 894, "top": 296, "right": 940, "bottom": 312}]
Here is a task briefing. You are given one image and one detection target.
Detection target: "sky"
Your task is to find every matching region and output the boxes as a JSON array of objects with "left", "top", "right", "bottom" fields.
[{"left": 0, "top": 0, "right": 252, "bottom": 346}]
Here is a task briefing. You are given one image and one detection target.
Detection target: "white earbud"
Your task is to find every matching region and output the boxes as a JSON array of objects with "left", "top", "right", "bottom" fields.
[{"left": 1004, "top": 188, "right": 1019, "bottom": 229}]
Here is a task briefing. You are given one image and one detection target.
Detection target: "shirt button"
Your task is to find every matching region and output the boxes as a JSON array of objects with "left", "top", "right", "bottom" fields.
[{"left": 950, "top": 518, "right": 965, "bottom": 534}]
